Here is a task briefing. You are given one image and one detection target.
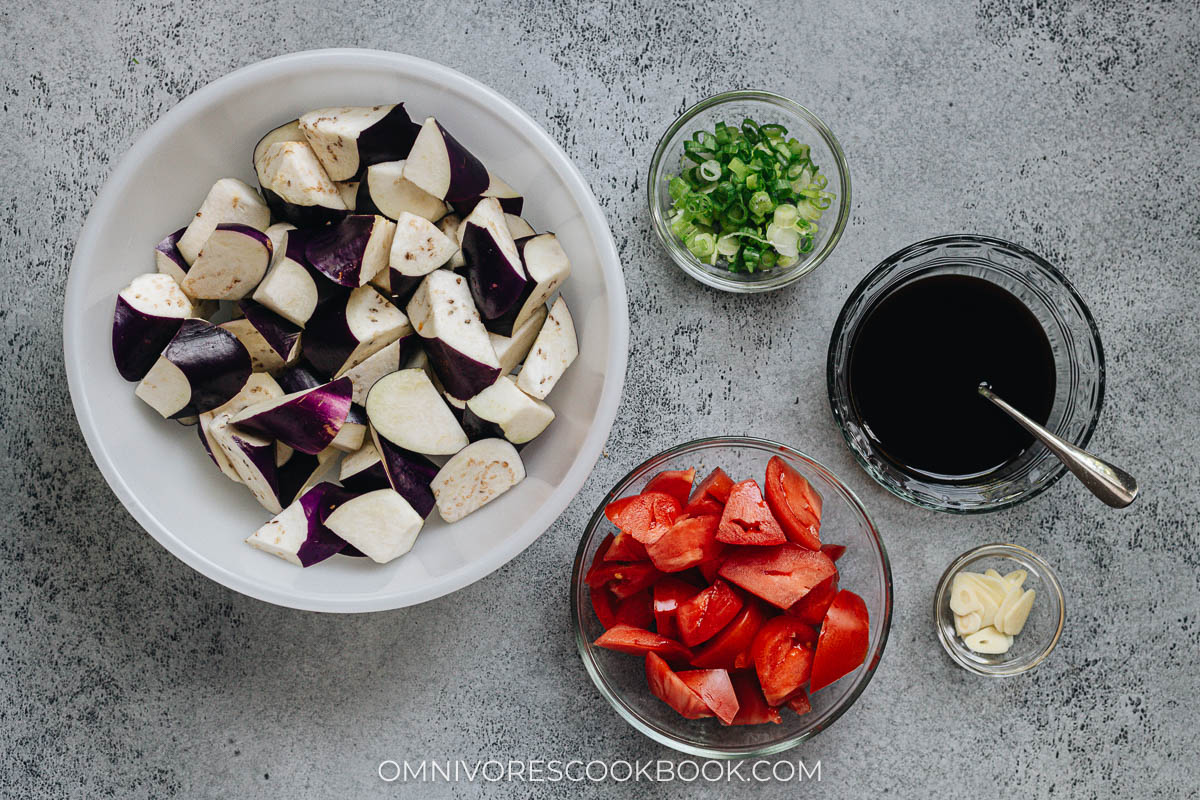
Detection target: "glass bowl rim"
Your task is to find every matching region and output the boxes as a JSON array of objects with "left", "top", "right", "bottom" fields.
[
  {"left": 647, "top": 90, "right": 852, "bottom": 294},
  {"left": 570, "top": 435, "right": 893, "bottom": 758},
  {"left": 932, "top": 542, "right": 1066, "bottom": 676},
  {"left": 825, "top": 233, "right": 1107, "bottom": 514}
]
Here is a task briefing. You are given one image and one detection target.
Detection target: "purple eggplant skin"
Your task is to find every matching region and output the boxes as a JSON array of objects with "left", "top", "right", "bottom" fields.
[
  {"left": 423, "top": 337, "right": 500, "bottom": 402},
  {"left": 154, "top": 228, "right": 189, "bottom": 277},
  {"left": 463, "top": 224, "right": 525, "bottom": 321},
  {"left": 292, "top": 483, "right": 352, "bottom": 566},
  {"left": 234, "top": 377, "right": 353, "bottom": 455},
  {"left": 276, "top": 361, "right": 324, "bottom": 393},
  {"left": 340, "top": 459, "right": 390, "bottom": 493},
  {"left": 432, "top": 121, "right": 490, "bottom": 202},
  {"left": 304, "top": 215, "right": 380, "bottom": 287},
  {"left": 459, "top": 406, "right": 530, "bottom": 452},
  {"left": 339, "top": 544, "right": 368, "bottom": 558},
  {"left": 230, "top": 428, "right": 282, "bottom": 507},
  {"left": 112, "top": 296, "right": 187, "bottom": 382},
  {"left": 276, "top": 452, "right": 325, "bottom": 507},
  {"left": 381, "top": 271, "right": 423, "bottom": 307},
  {"left": 165, "top": 320, "right": 253, "bottom": 416},
  {"left": 345, "top": 402, "right": 369, "bottom": 426},
  {"left": 351, "top": 104, "right": 421, "bottom": 179},
  {"left": 300, "top": 296, "right": 357, "bottom": 378},
  {"left": 285, "top": 228, "right": 349, "bottom": 311},
  {"left": 262, "top": 187, "right": 347, "bottom": 229},
  {"left": 373, "top": 435, "right": 438, "bottom": 518},
  {"left": 451, "top": 195, "right": 523, "bottom": 218},
  {"left": 237, "top": 300, "right": 302, "bottom": 360}
]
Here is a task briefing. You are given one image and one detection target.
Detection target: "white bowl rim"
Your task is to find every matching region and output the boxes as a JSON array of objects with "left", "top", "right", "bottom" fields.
[{"left": 63, "top": 48, "right": 629, "bottom": 612}]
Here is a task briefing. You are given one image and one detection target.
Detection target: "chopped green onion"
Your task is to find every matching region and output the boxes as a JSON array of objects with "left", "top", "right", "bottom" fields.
[
  {"left": 699, "top": 159, "right": 722, "bottom": 182},
  {"left": 687, "top": 232, "right": 716, "bottom": 259}
]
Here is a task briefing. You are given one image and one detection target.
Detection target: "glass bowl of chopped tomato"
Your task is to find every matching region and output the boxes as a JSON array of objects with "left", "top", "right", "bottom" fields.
[
  {"left": 570, "top": 436, "right": 892, "bottom": 757},
  {"left": 648, "top": 91, "right": 851, "bottom": 293}
]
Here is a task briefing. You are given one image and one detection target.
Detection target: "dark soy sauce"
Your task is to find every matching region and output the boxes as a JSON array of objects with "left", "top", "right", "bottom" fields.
[{"left": 848, "top": 273, "right": 1057, "bottom": 481}]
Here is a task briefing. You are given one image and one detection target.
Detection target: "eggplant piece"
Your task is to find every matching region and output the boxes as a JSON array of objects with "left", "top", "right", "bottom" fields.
[
  {"left": 154, "top": 228, "right": 190, "bottom": 284},
  {"left": 339, "top": 440, "right": 391, "bottom": 493},
  {"left": 437, "top": 214, "right": 467, "bottom": 269},
  {"left": 329, "top": 403, "right": 367, "bottom": 453},
  {"left": 431, "top": 438, "right": 525, "bottom": 523},
  {"left": 356, "top": 160, "right": 448, "bottom": 222},
  {"left": 177, "top": 178, "right": 270, "bottom": 264},
  {"left": 516, "top": 296, "right": 578, "bottom": 400},
  {"left": 245, "top": 482, "right": 349, "bottom": 566},
  {"left": 401, "top": 117, "right": 489, "bottom": 202},
  {"left": 461, "top": 198, "right": 527, "bottom": 320},
  {"left": 209, "top": 412, "right": 282, "bottom": 513},
  {"left": 250, "top": 227, "right": 330, "bottom": 327},
  {"left": 298, "top": 104, "right": 421, "bottom": 182},
  {"left": 335, "top": 336, "right": 409, "bottom": 405},
  {"left": 112, "top": 273, "right": 193, "bottom": 382},
  {"left": 198, "top": 372, "right": 286, "bottom": 481},
  {"left": 236, "top": 300, "right": 302, "bottom": 362},
  {"left": 135, "top": 319, "right": 252, "bottom": 418},
  {"left": 505, "top": 214, "right": 535, "bottom": 239},
  {"left": 485, "top": 233, "right": 572, "bottom": 337},
  {"left": 275, "top": 362, "right": 324, "bottom": 394},
  {"left": 230, "top": 376, "right": 352, "bottom": 455},
  {"left": 489, "top": 303, "right": 547, "bottom": 376},
  {"left": 369, "top": 430, "right": 438, "bottom": 518},
  {"left": 219, "top": 319, "right": 293, "bottom": 373},
  {"left": 322, "top": 488, "right": 423, "bottom": 564},
  {"left": 253, "top": 121, "right": 348, "bottom": 227},
  {"left": 336, "top": 180, "right": 359, "bottom": 211},
  {"left": 372, "top": 212, "right": 458, "bottom": 297},
  {"left": 305, "top": 214, "right": 395, "bottom": 288},
  {"left": 365, "top": 369, "right": 468, "bottom": 455},
  {"left": 406, "top": 270, "right": 501, "bottom": 401},
  {"left": 450, "top": 172, "right": 524, "bottom": 217},
  {"left": 180, "top": 223, "right": 273, "bottom": 301},
  {"left": 466, "top": 376, "right": 555, "bottom": 445},
  {"left": 277, "top": 448, "right": 340, "bottom": 508},
  {"left": 303, "top": 285, "right": 411, "bottom": 377}
]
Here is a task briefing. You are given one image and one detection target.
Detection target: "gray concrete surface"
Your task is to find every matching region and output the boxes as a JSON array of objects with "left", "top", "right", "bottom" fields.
[{"left": 2, "top": 0, "right": 1198, "bottom": 797}]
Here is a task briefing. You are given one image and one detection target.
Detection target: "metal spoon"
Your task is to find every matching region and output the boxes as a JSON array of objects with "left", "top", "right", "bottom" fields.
[{"left": 977, "top": 383, "right": 1139, "bottom": 508}]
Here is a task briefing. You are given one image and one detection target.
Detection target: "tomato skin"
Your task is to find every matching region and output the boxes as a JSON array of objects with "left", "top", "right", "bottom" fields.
[
  {"left": 646, "top": 514, "right": 723, "bottom": 573},
  {"left": 717, "top": 480, "right": 787, "bottom": 545},
  {"left": 718, "top": 544, "right": 838, "bottom": 609},
  {"left": 690, "top": 598, "right": 768, "bottom": 669},
  {"left": 645, "top": 652, "right": 712, "bottom": 719},
  {"left": 680, "top": 498, "right": 723, "bottom": 519},
  {"left": 786, "top": 573, "right": 840, "bottom": 627},
  {"left": 810, "top": 590, "right": 870, "bottom": 692},
  {"left": 727, "top": 670, "right": 782, "bottom": 725},
  {"left": 697, "top": 557, "right": 722, "bottom": 584},
  {"left": 590, "top": 586, "right": 617, "bottom": 628},
  {"left": 688, "top": 467, "right": 735, "bottom": 507},
  {"left": 820, "top": 543, "right": 846, "bottom": 562},
  {"left": 677, "top": 669, "right": 740, "bottom": 724},
  {"left": 595, "top": 624, "right": 694, "bottom": 665},
  {"left": 584, "top": 534, "right": 620, "bottom": 586},
  {"left": 605, "top": 491, "right": 682, "bottom": 545},
  {"left": 675, "top": 579, "right": 744, "bottom": 647},
  {"left": 785, "top": 688, "right": 812, "bottom": 716},
  {"left": 751, "top": 616, "right": 818, "bottom": 705},
  {"left": 763, "top": 456, "right": 822, "bottom": 550},
  {"left": 604, "top": 531, "right": 649, "bottom": 561},
  {"left": 652, "top": 577, "right": 698, "bottom": 640},
  {"left": 643, "top": 468, "right": 695, "bottom": 506},
  {"left": 613, "top": 588, "right": 654, "bottom": 629}
]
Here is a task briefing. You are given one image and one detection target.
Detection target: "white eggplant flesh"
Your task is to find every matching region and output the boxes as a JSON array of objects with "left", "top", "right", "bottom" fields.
[
  {"left": 245, "top": 483, "right": 348, "bottom": 567},
  {"left": 489, "top": 304, "right": 547, "bottom": 377},
  {"left": 402, "top": 117, "right": 489, "bottom": 202},
  {"left": 505, "top": 214, "right": 535, "bottom": 239},
  {"left": 431, "top": 438, "right": 525, "bottom": 523},
  {"left": 181, "top": 224, "right": 273, "bottom": 301},
  {"left": 177, "top": 178, "right": 270, "bottom": 264},
  {"left": 258, "top": 140, "right": 346, "bottom": 212},
  {"left": 465, "top": 376, "right": 555, "bottom": 445},
  {"left": 437, "top": 215, "right": 467, "bottom": 269},
  {"left": 199, "top": 373, "right": 285, "bottom": 481},
  {"left": 406, "top": 270, "right": 500, "bottom": 401},
  {"left": 299, "top": 104, "right": 420, "bottom": 182},
  {"left": 517, "top": 296, "right": 578, "bottom": 400},
  {"left": 154, "top": 228, "right": 190, "bottom": 284},
  {"left": 335, "top": 336, "right": 408, "bottom": 405},
  {"left": 365, "top": 369, "right": 468, "bottom": 455},
  {"left": 388, "top": 211, "right": 457, "bottom": 276},
  {"left": 219, "top": 319, "right": 294, "bottom": 373},
  {"left": 337, "top": 180, "right": 358, "bottom": 211},
  {"left": 330, "top": 418, "right": 366, "bottom": 453},
  {"left": 303, "top": 285, "right": 410, "bottom": 377},
  {"left": 112, "top": 273, "right": 193, "bottom": 382},
  {"left": 358, "top": 160, "right": 448, "bottom": 222},
  {"left": 209, "top": 412, "right": 282, "bottom": 513},
  {"left": 323, "top": 489, "right": 424, "bottom": 564},
  {"left": 251, "top": 228, "right": 321, "bottom": 327}
]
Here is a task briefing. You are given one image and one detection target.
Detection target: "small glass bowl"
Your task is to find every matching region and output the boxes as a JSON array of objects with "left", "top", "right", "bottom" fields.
[
  {"left": 933, "top": 544, "right": 1065, "bottom": 677},
  {"left": 570, "top": 437, "right": 892, "bottom": 758},
  {"left": 647, "top": 91, "right": 851, "bottom": 293},
  {"left": 827, "top": 235, "right": 1105, "bottom": 513}
]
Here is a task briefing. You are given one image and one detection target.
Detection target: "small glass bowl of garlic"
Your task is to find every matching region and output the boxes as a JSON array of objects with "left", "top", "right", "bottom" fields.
[{"left": 934, "top": 544, "right": 1065, "bottom": 676}]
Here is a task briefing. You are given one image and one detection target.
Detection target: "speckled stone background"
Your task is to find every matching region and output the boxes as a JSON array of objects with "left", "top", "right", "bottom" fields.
[{"left": 2, "top": 0, "right": 1198, "bottom": 797}]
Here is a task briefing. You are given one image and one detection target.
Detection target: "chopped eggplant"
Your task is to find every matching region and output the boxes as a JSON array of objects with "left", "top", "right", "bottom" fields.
[
  {"left": 451, "top": 172, "right": 524, "bottom": 217},
  {"left": 198, "top": 372, "right": 286, "bottom": 481},
  {"left": 230, "top": 376, "right": 352, "bottom": 455},
  {"left": 335, "top": 336, "right": 410, "bottom": 405},
  {"left": 176, "top": 178, "right": 270, "bottom": 264},
  {"left": 516, "top": 295, "right": 577, "bottom": 399},
  {"left": 303, "top": 285, "right": 411, "bottom": 377},
  {"left": 135, "top": 319, "right": 252, "bottom": 418},
  {"left": 466, "top": 376, "right": 555, "bottom": 444},
  {"left": 250, "top": 227, "right": 329, "bottom": 327},
  {"left": 489, "top": 303, "right": 547, "bottom": 376},
  {"left": 236, "top": 300, "right": 302, "bottom": 361},
  {"left": 219, "top": 319, "right": 293, "bottom": 373},
  {"left": 275, "top": 361, "right": 324, "bottom": 394},
  {"left": 406, "top": 270, "right": 500, "bottom": 400},
  {"left": 356, "top": 160, "right": 448, "bottom": 222},
  {"left": 401, "top": 117, "right": 489, "bottom": 202},
  {"left": 485, "top": 233, "right": 571, "bottom": 337},
  {"left": 369, "top": 429, "right": 439, "bottom": 518},
  {"left": 322, "top": 488, "right": 424, "bottom": 564},
  {"left": 336, "top": 180, "right": 359, "bottom": 211},
  {"left": 461, "top": 198, "right": 528, "bottom": 321},
  {"left": 112, "top": 273, "right": 193, "bottom": 382},
  {"left": 437, "top": 214, "right": 467, "bottom": 269},
  {"left": 365, "top": 369, "right": 468, "bottom": 455},
  {"left": 277, "top": 448, "right": 340, "bottom": 508},
  {"left": 180, "top": 223, "right": 273, "bottom": 301},
  {"left": 431, "top": 438, "right": 525, "bottom": 523},
  {"left": 154, "top": 228, "right": 189, "bottom": 284},
  {"left": 372, "top": 211, "right": 458, "bottom": 297},
  {"left": 298, "top": 104, "right": 421, "bottom": 182},
  {"left": 305, "top": 214, "right": 395, "bottom": 287},
  {"left": 253, "top": 121, "right": 349, "bottom": 227},
  {"left": 505, "top": 214, "right": 535, "bottom": 239},
  {"left": 209, "top": 412, "right": 282, "bottom": 513},
  {"left": 245, "top": 482, "right": 348, "bottom": 566},
  {"left": 338, "top": 440, "right": 391, "bottom": 493},
  {"left": 329, "top": 403, "right": 367, "bottom": 453}
]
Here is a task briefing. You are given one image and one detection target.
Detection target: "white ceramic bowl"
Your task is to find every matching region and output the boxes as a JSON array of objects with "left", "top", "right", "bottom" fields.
[{"left": 64, "top": 49, "right": 629, "bottom": 612}]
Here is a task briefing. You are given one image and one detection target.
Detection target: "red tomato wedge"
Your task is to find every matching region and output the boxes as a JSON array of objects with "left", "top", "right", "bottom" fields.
[
  {"left": 675, "top": 579, "right": 744, "bottom": 647},
  {"left": 584, "top": 534, "right": 618, "bottom": 586},
  {"left": 677, "top": 669, "right": 740, "bottom": 724},
  {"left": 718, "top": 544, "right": 838, "bottom": 609},
  {"left": 751, "top": 616, "right": 818, "bottom": 705},
  {"left": 590, "top": 586, "right": 617, "bottom": 629},
  {"left": 604, "top": 531, "right": 649, "bottom": 562},
  {"left": 691, "top": 598, "right": 768, "bottom": 669},
  {"left": 613, "top": 589, "right": 654, "bottom": 629},
  {"left": 608, "top": 562, "right": 663, "bottom": 600},
  {"left": 681, "top": 498, "right": 724, "bottom": 519},
  {"left": 643, "top": 468, "right": 695, "bottom": 506},
  {"left": 809, "top": 590, "right": 870, "bottom": 692},
  {"left": 727, "top": 670, "right": 782, "bottom": 725},
  {"left": 646, "top": 515, "right": 723, "bottom": 573},
  {"left": 698, "top": 557, "right": 722, "bottom": 584},
  {"left": 820, "top": 543, "right": 846, "bottom": 562},
  {"left": 653, "top": 577, "right": 698, "bottom": 640},
  {"left": 717, "top": 480, "right": 786, "bottom": 546},
  {"left": 764, "top": 456, "right": 823, "bottom": 550},
  {"left": 687, "top": 467, "right": 735, "bottom": 507},
  {"left": 645, "top": 652, "right": 712, "bottom": 719},
  {"left": 595, "top": 625, "right": 693, "bottom": 665},
  {"left": 786, "top": 573, "right": 840, "bottom": 626},
  {"left": 785, "top": 688, "right": 812, "bottom": 716},
  {"left": 605, "top": 492, "right": 682, "bottom": 545}
]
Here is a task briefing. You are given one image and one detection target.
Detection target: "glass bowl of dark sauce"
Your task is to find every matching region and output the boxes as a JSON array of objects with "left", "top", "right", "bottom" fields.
[{"left": 827, "top": 235, "right": 1104, "bottom": 513}]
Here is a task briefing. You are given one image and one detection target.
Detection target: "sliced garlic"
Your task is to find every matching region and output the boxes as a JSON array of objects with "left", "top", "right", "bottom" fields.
[
  {"left": 984, "top": 568, "right": 1002, "bottom": 579},
  {"left": 962, "top": 626, "right": 1013, "bottom": 654},
  {"left": 954, "top": 611, "right": 983, "bottom": 637},
  {"left": 950, "top": 576, "right": 983, "bottom": 615},
  {"left": 998, "top": 589, "right": 1036, "bottom": 636},
  {"left": 1003, "top": 569, "right": 1027, "bottom": 589}
]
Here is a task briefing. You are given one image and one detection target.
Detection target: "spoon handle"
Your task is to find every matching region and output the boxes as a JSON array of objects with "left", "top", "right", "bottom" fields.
[{"left": 978, "top": 385, "right": 1139, "bottom": 508}]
